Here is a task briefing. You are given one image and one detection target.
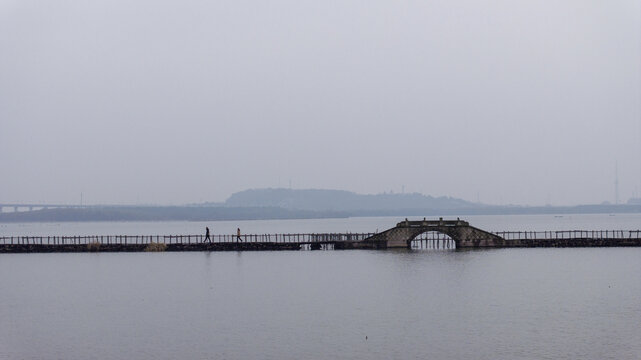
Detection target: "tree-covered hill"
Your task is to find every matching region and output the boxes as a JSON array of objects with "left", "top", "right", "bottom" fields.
[{"left": 224, "top": 188, "right": 478, "bottom": 212}]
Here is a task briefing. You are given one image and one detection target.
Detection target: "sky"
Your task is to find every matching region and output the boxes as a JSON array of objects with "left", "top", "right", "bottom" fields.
[{"left": 1, "top": 0, "right": 640, "bottom": 206}]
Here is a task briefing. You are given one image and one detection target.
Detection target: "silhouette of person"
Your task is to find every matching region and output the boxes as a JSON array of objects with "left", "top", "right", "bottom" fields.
[
  {"left": 205, "top": 226, "right": 211, "bottom": 243},
  {"left": 236, "top": 228, "right": 242, "bottom": 242}
]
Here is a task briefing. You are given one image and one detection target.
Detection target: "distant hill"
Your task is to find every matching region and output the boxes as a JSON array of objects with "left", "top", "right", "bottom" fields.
[
  {"left": 3, "top": 189, "right": 640, "bottom": 223},
  {"left": 224, "top": 188, "right": 478, "bottom": 212}
]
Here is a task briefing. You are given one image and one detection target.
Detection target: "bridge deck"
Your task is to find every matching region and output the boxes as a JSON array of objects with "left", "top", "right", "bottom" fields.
[
  {"left": 1, "top": 227, "right": 640, "bottom": 252},
  {"left": 0, "top": 233, "right": 376, "bottom": 246},
  {"left": 397, "top": 219, "right": 469, "bottom": 227}
]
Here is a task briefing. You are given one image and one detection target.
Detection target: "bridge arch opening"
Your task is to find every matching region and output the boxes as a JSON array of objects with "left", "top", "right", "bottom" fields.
[{"left": 410, "top": 231, "right": 456, "bottom": 250}]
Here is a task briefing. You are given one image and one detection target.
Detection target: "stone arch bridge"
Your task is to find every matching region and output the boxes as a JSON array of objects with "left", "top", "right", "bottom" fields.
[{"left": 361, "top": 219, "right": 505, "bottom": 248}]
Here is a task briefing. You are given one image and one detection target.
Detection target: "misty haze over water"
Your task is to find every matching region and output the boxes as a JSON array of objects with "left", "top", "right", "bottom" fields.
[{"left": 1, "top": 1, "right": 640, "bottom": 207}]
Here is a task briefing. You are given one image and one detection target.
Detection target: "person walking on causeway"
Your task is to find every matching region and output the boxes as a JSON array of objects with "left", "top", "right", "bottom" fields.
[
  {"left": 236, "top": 228, "right": 242, "bottom": 243},
  {"left": 204, "top": 226, "right": 211, "bottom": 243}
]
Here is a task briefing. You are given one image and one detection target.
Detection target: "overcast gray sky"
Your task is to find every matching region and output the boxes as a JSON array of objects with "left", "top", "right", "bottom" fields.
[{"left": 1, "top": 0, "right": 640, "bottom": 206}]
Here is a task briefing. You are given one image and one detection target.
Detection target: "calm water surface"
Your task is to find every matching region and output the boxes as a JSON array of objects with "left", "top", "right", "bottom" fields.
[
  {"left": 1, "top": 215, "right": 640, "bottom": 359},
  {"left": 1, "top": 213, "right": 640, "bottom": 236}
]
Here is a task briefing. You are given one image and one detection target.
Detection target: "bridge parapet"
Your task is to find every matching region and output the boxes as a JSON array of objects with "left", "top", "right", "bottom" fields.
[{"left": 397, "top": 218, "right": 470, "bottom": 228}]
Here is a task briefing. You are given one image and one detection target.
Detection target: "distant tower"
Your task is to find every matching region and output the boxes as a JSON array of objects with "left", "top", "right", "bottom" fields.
[{"left": 615, "top": 162, "right": 619, "bottom": 205}]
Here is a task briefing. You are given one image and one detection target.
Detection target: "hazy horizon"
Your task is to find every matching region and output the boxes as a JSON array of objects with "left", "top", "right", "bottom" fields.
[
  {"left": 1, "top": 186, "right": 640, "bottom": 208},
  {"left": 2, "top": 1, "right": 640, "bottom": 207}
]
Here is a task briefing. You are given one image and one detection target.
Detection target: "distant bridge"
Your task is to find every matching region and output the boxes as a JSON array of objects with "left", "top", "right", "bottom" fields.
[
  {"left": 0, "top": 203, "right": 94, "bottom": 213},
  {"left": 0, "top": 203, "right": 139, "bottom": 213}
]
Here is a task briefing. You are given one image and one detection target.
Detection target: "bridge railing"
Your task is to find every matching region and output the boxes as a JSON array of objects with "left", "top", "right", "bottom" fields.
[
  {"left": 492, "top": 230, "right": 641, "bottom": 240},
  {"left": 412, "top": 230, "right": 641, "bottom": 241},
  {"left": 2, "top": 231, "right": 640, "bottom": 245},
  {"left": 0, "top": 233, "right": 377, "bottom": 246}
]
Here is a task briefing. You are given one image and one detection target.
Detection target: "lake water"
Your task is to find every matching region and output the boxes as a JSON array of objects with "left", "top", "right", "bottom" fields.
[
  {"left": 2, "top": 213, "right": 641, "bottom": 237},
  {"left": 1, "top": 214, "right": 640, "bottom": 359}
]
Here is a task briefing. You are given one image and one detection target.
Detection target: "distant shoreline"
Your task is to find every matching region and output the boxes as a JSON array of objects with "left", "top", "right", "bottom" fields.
[{"left": 0, "top": 204, "right": 639, "bottom": 223}]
